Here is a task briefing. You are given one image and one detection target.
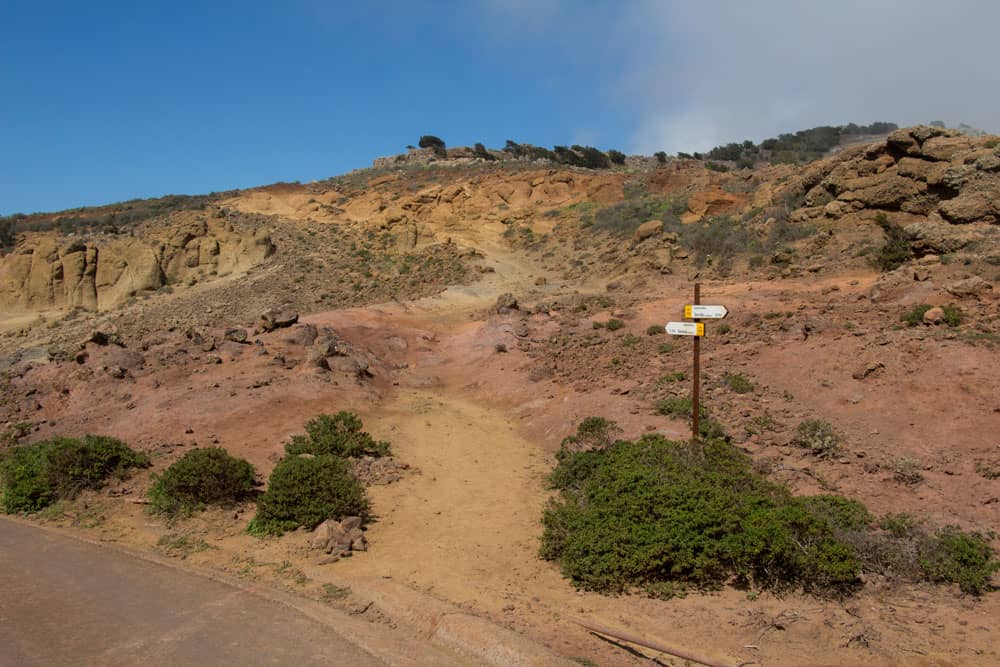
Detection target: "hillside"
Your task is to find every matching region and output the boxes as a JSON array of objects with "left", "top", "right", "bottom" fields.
[{"left": 2, "top": 126, "right": 999, "bottom": 666}]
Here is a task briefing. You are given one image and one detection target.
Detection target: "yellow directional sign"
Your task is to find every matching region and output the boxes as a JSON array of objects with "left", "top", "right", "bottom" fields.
[
  {"left": 665, "top": 321, "right": 705, "bottom": 337},
  {"left": 684, "top": 305, "right": 728, "bottom": 319}
]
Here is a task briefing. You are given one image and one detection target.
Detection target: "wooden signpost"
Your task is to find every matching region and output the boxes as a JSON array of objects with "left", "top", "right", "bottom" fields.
[{"left": 664, "top": 283, "right": 729, "bottom": 442}]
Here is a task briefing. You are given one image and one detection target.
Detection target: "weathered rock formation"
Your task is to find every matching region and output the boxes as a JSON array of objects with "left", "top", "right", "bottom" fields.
[
  {"left": 792, "top": 126, "right": 1000, "bottom": 226},
  {"left": 0, "top": 214, "right": 273, "bottom": 313}
]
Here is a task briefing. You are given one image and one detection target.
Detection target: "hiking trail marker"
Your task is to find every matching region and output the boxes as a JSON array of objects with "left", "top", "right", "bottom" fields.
[
  {"left": 665, "top": 322, "right": 704, "bottom": 336},
  {"left": 664, "top": 283, "right": 729, "bottom": 442},
  {"left": 684, "top": 304, "right": 728, "bottom": 319}
]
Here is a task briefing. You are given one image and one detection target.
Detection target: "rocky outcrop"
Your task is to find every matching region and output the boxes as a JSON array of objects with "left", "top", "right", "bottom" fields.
[
  {"left": 681, "top": 186, "right": 746, "bottom": 224},
  {"left": 798, "top": 126, "right": 1000, "bottom": 225},
  {"left": 0, "top": 214, "right": 274, "bottom": 314}
]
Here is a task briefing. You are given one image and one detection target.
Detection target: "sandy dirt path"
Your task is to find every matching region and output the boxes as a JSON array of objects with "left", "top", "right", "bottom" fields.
[{"left": 340, "top": 390, "right": 557, "bottom": 607}]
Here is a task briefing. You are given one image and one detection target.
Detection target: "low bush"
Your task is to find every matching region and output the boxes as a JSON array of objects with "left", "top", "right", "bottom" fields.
[
  {"left": 724, "top": 373, "right": 754, "bottom": 394},
  {"left": 792, "top": 419, "right": 841, "bottom": 458},
  {"left": 148, "top": 447, "right": 256, "bottom": 516},
  {"left": 605, "top": 318, "right": 624, "bottom": 331},
  {"left": 920, "top": 527, "right": 999, "bottom": 595},
  {"left": 646, "top": 324, "right": 665, "bottom": 336},
  {"left": 249, "top": 455, "right": 368, "bottom": 536},
  {"left": 541, "top": 435, "right": 864, "bottom": 595},
  {"left": 559, "top": 417, "right": 621, "bottom": 452},
  {"left": 418, "top": 135, "right": 445, "bottom": 150},
  {"left": 0, "top": 436, "right": 149, "bottom": 513},
  {"left": 663, "top": 214, "right": 759, "bottom": 269},
  {"left": 607, "top": 149, "right": 626, "bottom": 165},
  {"left": 285, "top": 412, "right": 390, "bottom": 459},
  {"left": 901, "top": 303, "right": 963, "bottom": 327},
  {"left": 541, "top": 423, "right": 999, "bottom": 598},
  {"left": 900, "top": 304, "right": 931, "bottom": 326},
  {"left": 656, "top": 396, "right": 706, "bottom": 420},
  {"left": 874, "top": 213, "right": 912, "bottom": 271}
]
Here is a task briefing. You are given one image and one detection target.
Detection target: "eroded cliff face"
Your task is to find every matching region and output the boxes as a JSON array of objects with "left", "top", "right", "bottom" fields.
[
  {"left": 0, "top": 213, "right": 274, "bottom": 313},
  {"left": 792, "top": 125, "right": 1000, "bottom": 225}
]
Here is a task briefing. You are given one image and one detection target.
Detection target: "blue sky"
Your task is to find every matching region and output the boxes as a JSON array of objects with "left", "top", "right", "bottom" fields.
[{"left": 2, "top": 1, "right": 997, "bottom": 214}]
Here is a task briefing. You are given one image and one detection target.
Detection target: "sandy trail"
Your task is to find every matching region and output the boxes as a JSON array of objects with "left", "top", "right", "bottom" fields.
[{"left": 339, "top": 390, "right": 557, "bottom": 608}]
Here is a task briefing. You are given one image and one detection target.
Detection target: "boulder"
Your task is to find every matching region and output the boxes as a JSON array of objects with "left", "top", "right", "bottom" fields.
[
  {"left": 922, "top": 306, "right": 945, "bottom": 325},
  {"left": 632, "top": 219, "right": 663, "bottom": 242},
  {"left": 945, "top": 276, "right": 993, "bottom": 299},
  {"left": 308, "top": 516, "right": 367, "bottom": 558},
  {"left": 327, "top": 355, "right": 371, "bottom": 378},
  {"left": 895, "top": 157, "right": 948, "bottom": 183},
  {"left": 852, "top": 361, "right": 885, "bottom": 380},
  {"left": 836, "top": 174, "right": 924, "bottom": 209},
  {"left": 919, "top": 135, "right": 973, "bottom": 161},
  {"left": 904, "top": 220, "right": 974, "bottom": 255},
  {"left": 259, "top": 306, "right": 299, "bottom": 332},
  {"left": 494, "top": 293, "right": 518, "bottom": 312},
  {"left": 313, "top": 334, "right": 346, "bottom": 357},
  {"left": 223, "top": 328, "right": 248, "bottom": 344},
  {"left": 310, "top": 519, "right": 347, "bottom": 549},
  {"left": 306, "top": 348, "right": 330, "bottom": 370},
  {"left": 285, "top": 323, "right": 318, "bottom": 346},
  {"left": 938, "top": 192, "right": 998, "bottom": 224}
]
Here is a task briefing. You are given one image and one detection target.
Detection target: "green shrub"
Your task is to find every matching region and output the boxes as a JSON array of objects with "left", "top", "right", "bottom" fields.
[
  {"left": 664, "top": 214, "right": 759, "bottom": 268},
  {"left": 879, "top": 513, "right": 920, "bottom": 538},
  {"left": 607, "top": 149, "right": 626, "bottom": 165},
  {"left": 941, "top": 305, "right": 963, "bottom": 327},
  {"left": 723, "top": 373, "right": 755, "bottom": 394},
  {"left": 0, "top": 216, "right": 15, "bottom": 248},
  {"left": 1, "top": 422, "right": 31, "bottom": 447},
  {"left": 605, "top": 318, "right": 624, "bottom": 331},
  {"left": 799, "top": 495, "right": 872, "bottom": 531},
  {"left": 418, "top": 135, "right": 445, "bottom": 150},
  {"left": 891, "top": 457, "right": 924, "bottom": 485},
  {"left": 621, "top": 334, "right": 641, "bottom": 347},
  {"left": 654, "top": 151, "right": 667, "bottom": 164},
  {"left": 657, "top": 343, "right": 675, "bottom": 354},
  {"left": 656, "top": 396, "right": 706, "bottom": 420},
  {"left": 0, "top": 436, "right": 149, "bottom": 513},
  {"left": 249, "top": 455, "right": 368, "bottom": 536},
  {"left": 874, "top": 213, "right": 912, "bottom": 271},
  {"left": 473, "top": 142, "right": 495, "bottom": 161},
  {"left": 148, "top": 447, "right": 256, "bottom": 516},
  {"left": 559, "top": 417, "right": 622, "bottom": 452},
  {"left": 658, "top": 371, "right": 686, "bottom": 383},
  {"left": 646, "top": 324, "right": 665, "bottom": 336},
  {"left": 921, "top": 527, "right": 999, "bottom": 595},
  {"left": 901, "top": 304, "right": 932, "bottom": 326},
  {"left": 792, "top": 420, "right": 841, "bottom": 458},
  {"left": 541, "top": 435, "right": 862, "bottom": 595},
  {"left": 285, "top": 412, "right": 389, "bottom": 459}
]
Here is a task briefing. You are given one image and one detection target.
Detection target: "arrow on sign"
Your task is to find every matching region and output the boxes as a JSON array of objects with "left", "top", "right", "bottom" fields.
[
  {"left": 666, "top": 321, "right": 705, "bottom": 337},
  {"left": 684, "top": 305, "right": 728, "bottom": 319}
]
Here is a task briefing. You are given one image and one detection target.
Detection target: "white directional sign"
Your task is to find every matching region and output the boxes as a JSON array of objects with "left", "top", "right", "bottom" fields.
[
  {"left": 665, "top": 321, "right": 705, "bottom": 337},
  {"left": 684, "top": 305, "right": 728, "bottom": 319}
]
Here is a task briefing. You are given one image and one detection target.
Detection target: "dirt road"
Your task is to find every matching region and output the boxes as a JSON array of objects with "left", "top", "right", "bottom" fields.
[{"left": 0, "top": 518, "right": 448, "bottom": 666}]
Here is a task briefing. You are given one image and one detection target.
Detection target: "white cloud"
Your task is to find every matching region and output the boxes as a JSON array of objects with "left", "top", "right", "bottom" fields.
[
  {"left": 474, "top": 0, "right": 1000, "bottom": 153},
  {"left": 624, "top": 1, "right": 1000, "bottom": 152}
]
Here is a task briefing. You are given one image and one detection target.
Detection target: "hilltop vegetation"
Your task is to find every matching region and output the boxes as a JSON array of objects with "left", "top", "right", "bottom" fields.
[{"left": 704, "top": 122, "right": 899, "bottom": 166}]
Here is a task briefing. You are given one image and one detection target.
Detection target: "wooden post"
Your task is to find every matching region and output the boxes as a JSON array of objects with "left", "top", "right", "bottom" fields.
[{"left": 692, "top": 282, "right": 701, "bottom": 442}]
